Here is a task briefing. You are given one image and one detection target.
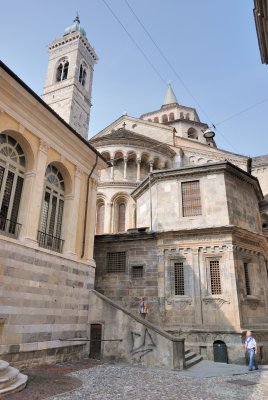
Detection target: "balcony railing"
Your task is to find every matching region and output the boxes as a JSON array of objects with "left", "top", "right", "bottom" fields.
[
  {"left": 37, "top": 231, "right": 64, "bottom": 253},
  {"left": 0, "top": 217, "right": 21, "bottom": 238}
]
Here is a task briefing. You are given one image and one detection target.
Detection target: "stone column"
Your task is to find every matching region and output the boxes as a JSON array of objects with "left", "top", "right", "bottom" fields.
[
  {"left": 149, "top": 160, "right": 154, "bottom": 173},
  {"left": 20, "top": 140, "right": 49, "bottom": 244},
  {"left": 123, "top": 156, "right": 128, "bottom": 180},
  {"left": 105, "top": 202, "right": 112, "bottom": 233},
  {"left": 110, "top": 159, "right": 114, "bottom": 180},
  {"left": 62, "top": 166, "right": 82, "bottom": 256},
  {"left": 136, "top": 158, "right": 141, "bottom": 181}
]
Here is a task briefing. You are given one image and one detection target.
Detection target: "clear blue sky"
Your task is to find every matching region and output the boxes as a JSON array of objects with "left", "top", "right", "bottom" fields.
[{"left": 0, "top": 0, "right": 267, "bottom": 156}]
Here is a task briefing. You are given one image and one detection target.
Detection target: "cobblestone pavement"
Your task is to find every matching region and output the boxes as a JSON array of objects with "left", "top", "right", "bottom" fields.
[{"left": 47, "top": 364, "right": 268, "bottom": 400}]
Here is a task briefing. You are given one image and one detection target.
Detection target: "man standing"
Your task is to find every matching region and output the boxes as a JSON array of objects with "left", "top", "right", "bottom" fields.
[{"left": 244, "top": 331, "right": 258, "bottom": 371}]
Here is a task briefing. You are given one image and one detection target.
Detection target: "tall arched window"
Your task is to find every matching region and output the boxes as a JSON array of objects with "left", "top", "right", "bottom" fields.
[
  {"left": 154, "top": 117, "right": 159, "bottom": 123},
  {"left": 38, "top": 164, "right": 65, "bottom": 252},
  {"left": 187, "top": 128, "right": 198, "bottom": 140},
  {"left": 79, "top": 63, "right": 87, "bottom": 86},
  {"left": 169, "top": 112, "right": 175, "bottom": 121},
  {"left": 162, "top": 114, "right": 168, "bottom": 123},
  {"left": 118, "top": 203, "right": 126, "bottom": 232},
  {"left": 186, "top": 113, "right": 190, "bottom": 120},
  {"left": 96, "top": 202, "right": 105, "bottom": 234},
  {"left": 180, "top": 112, "right": 184, "bottom": 119},
  {"left": 56, "top": 60, "right": 69, "bottom": 82},
  {"left": 0, "top": 134, "right": 25, "bottom": 237}
]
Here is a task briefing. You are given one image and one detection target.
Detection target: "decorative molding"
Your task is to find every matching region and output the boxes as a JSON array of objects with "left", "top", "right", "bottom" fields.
[
  {"left": 166, "top": 297, "right": 192, "bottom": 310},
  {"left": 243, "top": 295, "right": 261, "bottom": 310},
  {"left": 75, "top": 165, "right": 83, "bottom": 179},
  {"left": 202, "top": 296, "right": 230, "bottom": 309},
  {"left": 18, "top": 123, "right": 25, "bottom": 134},
  {"left": 39, "top": 139, "right": 50, "bottom": 154}
]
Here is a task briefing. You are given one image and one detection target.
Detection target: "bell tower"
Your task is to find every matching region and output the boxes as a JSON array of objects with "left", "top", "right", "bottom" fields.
[{"left": 42, "top": 15, "right": 98, "bottom": 138}]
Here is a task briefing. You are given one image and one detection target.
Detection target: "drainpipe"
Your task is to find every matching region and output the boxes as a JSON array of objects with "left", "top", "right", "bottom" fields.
[
  {"left": 149, "top": 173, "right": 153, "bottom": 231},
  {"left": 81, "top": 154, "right": 99, "bottom": 259}
]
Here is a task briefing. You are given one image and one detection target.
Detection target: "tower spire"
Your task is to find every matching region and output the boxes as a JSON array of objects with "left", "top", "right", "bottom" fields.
[{"left": 163, "top": 83, "right": 178, "bottom": 105}]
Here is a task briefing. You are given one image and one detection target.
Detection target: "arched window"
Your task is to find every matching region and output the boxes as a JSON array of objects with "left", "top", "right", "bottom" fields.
[
  {"left": 38, "top": 164, "right": 65, "bottom": 252},
  {"left": 180, "top": 112, "right": 184, "bottom": 119},
  {"left": 79, "top": 63, "right": 87, "bottom": 86},
  {"left": 187, "top": 128, "right": 198, "bottom": 140},
  {"left": 169, "top": 112, "right": 175, "bottom": 121},
  {"left": 154, "top": 117, "right": 159, "bottom": 123},
  {"left": 56, "top": 60, "right": 69, "bottom": 82},
  {"left": 96, "top": 202, "right": 105, "bottom": 234},
  {"left": 0, "top": 134, "right": 25, "bottom": 237},
  {"left": 118, "top": 203, "right": 126, "bottom": 233},
  {"left": 148, "top": 119, "right": 152, "bottom": 122},
  {"left": 186, "top": 113, "right": 190, "bottom": 120},
  {"left": 162, "top": 114, "right": 168, "bottom": 123}
]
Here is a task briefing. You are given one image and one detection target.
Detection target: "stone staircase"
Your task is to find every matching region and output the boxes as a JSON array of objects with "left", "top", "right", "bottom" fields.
[
  {"left": 185, "top": 349, "right": 203, "bottom": 369},
  {"left": 0, "top": 360, "right": 27, "bottom": 398}
]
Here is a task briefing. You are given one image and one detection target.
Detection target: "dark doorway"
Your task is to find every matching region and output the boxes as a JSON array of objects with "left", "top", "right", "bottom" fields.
[
  {"left": 213, "top": 340, "right": 228, "bottom": 363},
  {"left": 90, "top": 324, "right": 102, "bottom": 358}
]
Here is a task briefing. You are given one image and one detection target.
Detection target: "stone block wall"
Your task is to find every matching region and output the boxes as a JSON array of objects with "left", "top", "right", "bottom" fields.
[
  {"left": 0, "top": 236, "right": 95, "bottom": 367},
  {"left": 88, "top": 290, "right": 185, "bottom": 370}
]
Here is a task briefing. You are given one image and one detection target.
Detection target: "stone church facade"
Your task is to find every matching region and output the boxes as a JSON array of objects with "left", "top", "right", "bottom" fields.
[
  {"left": 92, "top": 79, "right": 268, "bottom": 363},
  {"left": 1, "top": 12, "right": 268, "bottom": 384}
]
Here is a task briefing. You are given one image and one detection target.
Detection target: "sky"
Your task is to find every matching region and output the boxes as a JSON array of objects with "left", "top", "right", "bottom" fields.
[{"left": 0, "top": 0, "right": 267, "bottom": 156}]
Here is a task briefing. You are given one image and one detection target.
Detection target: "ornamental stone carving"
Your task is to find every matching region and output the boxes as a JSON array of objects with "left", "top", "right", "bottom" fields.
[
  {"left": 202, "top": 296, "right": 230, "bottom": 309},
  {"left": 39, "top": 139, "right": 50, "bottom": 154}
]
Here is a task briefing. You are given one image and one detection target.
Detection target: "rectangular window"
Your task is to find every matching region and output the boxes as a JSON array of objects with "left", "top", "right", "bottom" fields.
[
  {"left": 181, "top": 180, "right": 202, "bottom": 217},
  {"left": 132, "top": 265, "right": 144, "bottom": 279},
  {"left": 174, "top": 262, "right": 185, "bottom": 295},
  {"left": 107, "top": 251, "right": 126, "bottom": 273},
  {"left": 210, "top": 260, "right": 222, "bottom": 295},
  {"left": 244, "top": 262, "right": 251, "bottom": 295}
]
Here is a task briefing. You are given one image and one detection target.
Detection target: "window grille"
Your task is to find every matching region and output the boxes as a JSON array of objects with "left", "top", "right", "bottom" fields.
[
  {"left": 118, "top": 203, "right": 126, "bottom": 232},
  {"left": 132, "top": 265, "right": 144, "bottom": 279},
  {"left": 210, "top": 260, "right": 222, "bottom": 295},
  {"left": 96, "top": 203, "right": 105, "bottom": 234},
  {"left": 244, "top": 263, "right": 251, "bottom": 295},
  {"left": 0, "top": 134, "right": 25, "bottom": 238},
  {"left": 107, "top": 252, "right": 126, "bottom": 273},
  {"left": 38, "top": 164, "right": 65, "bottom": 252},
  {"left": 181, "top": 180, "right": 202, "bottom": 217},
  {"left": 174, "top": 262, "right": 185, "bottom": 295}
]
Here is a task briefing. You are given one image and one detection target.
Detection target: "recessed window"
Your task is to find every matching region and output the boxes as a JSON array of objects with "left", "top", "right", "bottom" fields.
[
  {"left": 132, "top": 265, "right": 144, "bottom": 279},
  {"left": 181, "top": 180, "right": 202, "bottom": 217},
  {"left": 174, "top": 262, "right": 185, "bottom": 295},
  {"left": 244, "top": 262, "right": 251, "bottom": 295},
  {"left": 210, "top": 260, "right": 222, "bottom": 295},
  {"left": 107, "top": 251, "right": 126, "bottom": 273},
  {"left": 56, "top": 60, "right": 69, "bottom": 82}
]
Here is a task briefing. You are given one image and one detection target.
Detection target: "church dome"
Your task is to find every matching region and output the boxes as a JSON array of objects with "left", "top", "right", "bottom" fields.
[{"left": 64, "top": 14, "right": 87, "bottom": 37}]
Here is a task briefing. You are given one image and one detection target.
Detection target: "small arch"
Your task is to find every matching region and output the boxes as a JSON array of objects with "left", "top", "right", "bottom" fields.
[
  {"left": 180, "top": 112, "right": 184, "bottom": 119},
  {"left": 96, "top": 201, "right": 105, "bottom": 234},
  {"left": 169, "top": 112, "right": 175, "bottom": 121},
  {"left": 79, "top": 61, "right": 88, "bottom": 87},
  {"left": 187, "top": 128, "right": 198, "bottom": 140},
  {"left": 162, "top": 114, "right": 168, "bottom": 123},
  {"left": 1, "top": 130, "right": 35, "bottom": 171},
  {"left": 186, "top": 113, "right": 190, "bottom": 120},
  {"left": 154, "top": 117, "right": 159, "bottom": 123},
  {"left": 56, "top": 59, "right": 69, "bottom": 82}
]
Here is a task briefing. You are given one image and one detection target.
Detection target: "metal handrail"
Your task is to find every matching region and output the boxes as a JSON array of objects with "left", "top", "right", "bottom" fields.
[
  {"left": 37, "top": 230, "right": 64, "bottom": 253},
  {"left": 0, "top": 217, "right": 21, "bottom": 238}
]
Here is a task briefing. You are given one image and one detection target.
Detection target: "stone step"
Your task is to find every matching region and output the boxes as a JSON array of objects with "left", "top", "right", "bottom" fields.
[
  {"left": 0, "top": 361, "right": 9, "bottom": 377},
  {"left": 185, "top": 354, "right": 203, "bottom": 369},
  {"left": 0, "top": 366, "right": 19, "bottom": 389},
  {"left": 0, "top": 373, "right": 28, "bottom": 398},
  {"left": 185, "top": 351, "right": 197, "bottom": 362}
]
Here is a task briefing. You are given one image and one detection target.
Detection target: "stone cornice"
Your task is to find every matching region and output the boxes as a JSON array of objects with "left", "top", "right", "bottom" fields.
[
  {"left": 98, "top": 181, "right": 138, "bottom": 188},
  {"left": 131, "top": 162, "right": 263, "bottom": 201}
]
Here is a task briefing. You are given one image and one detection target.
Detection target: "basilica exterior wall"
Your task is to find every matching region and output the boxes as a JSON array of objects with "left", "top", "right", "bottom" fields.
[
  {"left": 94, "top": 226, "right": 268, "bottom": 364},
  {"left": 0, "top": 237, "right": 94, "bottom": 366}
]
